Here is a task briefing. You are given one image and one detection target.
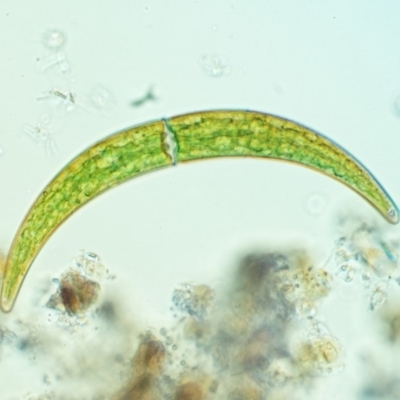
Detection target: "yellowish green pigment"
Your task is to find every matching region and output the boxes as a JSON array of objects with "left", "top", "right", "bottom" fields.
[{"left": 1, "top": 110, "right": 398, "bottom": 312}]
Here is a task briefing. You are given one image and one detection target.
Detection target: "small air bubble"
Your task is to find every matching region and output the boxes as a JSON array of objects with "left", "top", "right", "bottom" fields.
[{"left": 43, "top": 30, "right": 66, "bottom": 49}]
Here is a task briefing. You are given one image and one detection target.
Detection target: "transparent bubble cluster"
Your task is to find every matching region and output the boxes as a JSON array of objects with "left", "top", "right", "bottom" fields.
[
  {"left": 295, "top": 334, "right": 342, "bottom": 376},
  {"left": 172, "top": 283, "right": 214, "bottom": 321},
  {"left": 370, "top": 283, "right": 389, "bottom": 311},
  {"left": 331, "top": 218, "right": 400, "bottom": 311},
  {"left": 73, "top": 250, "right": 107, "bottom": 280}
]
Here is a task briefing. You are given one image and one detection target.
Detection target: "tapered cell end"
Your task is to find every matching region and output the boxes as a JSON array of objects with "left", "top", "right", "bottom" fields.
[
  {"left": 0, "top": 294, "right": 14, "bottom": 313},
  {"left": 386, "top": 207, "right": 399, "bottom": 224},
  {"left": 0, "top": 256, "right": 16, "bottom": 313}
]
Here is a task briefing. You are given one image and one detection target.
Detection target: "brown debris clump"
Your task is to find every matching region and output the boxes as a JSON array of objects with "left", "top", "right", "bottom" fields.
[
  {"left": 132, "top": 335, "right": 166, "bottom": 376},
  {"left": 109, "top": 248, "right": 340, "bottom": 399},
  {"left": 174, "top": 381, "right": 204, "bottom": 400},
  {"left": 114, "top": 335, "right": 166, "bottom": 400},
  {"left": 47, "top": 270, "right": 100, "bottom": 315}
]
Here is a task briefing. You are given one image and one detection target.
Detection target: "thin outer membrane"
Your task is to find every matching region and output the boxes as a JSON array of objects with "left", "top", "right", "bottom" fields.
[
  {"left": 1, "top": 110, "right": 398, "bottom": 312},
  {"left": 1, "top": 120, "right": 171, "bottom": 312},
  {"left": 167, "top": 110, "right": 398, "bottom": 224}
]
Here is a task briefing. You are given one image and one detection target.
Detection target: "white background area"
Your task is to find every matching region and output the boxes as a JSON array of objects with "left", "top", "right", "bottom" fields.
[{"left": 0, "top": 1, "right": 400, "bottom": 398}]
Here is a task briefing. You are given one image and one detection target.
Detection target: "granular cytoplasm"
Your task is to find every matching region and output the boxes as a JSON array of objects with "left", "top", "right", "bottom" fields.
[{"left": 1, "top": 110, "right": 398, "bottom": 312}]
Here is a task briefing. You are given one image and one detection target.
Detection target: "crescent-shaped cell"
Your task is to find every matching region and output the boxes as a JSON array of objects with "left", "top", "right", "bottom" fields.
[{"left": 1, "top": 110, "right": 397, "bottom": 312}]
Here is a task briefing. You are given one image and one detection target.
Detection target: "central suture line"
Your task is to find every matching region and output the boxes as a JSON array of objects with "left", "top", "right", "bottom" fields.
[
  {"left": 162, "top": 118, "right": 178, "bottom": 165},
  {"left": 1, "top": 110, "right": 398, "bottom": 312}
]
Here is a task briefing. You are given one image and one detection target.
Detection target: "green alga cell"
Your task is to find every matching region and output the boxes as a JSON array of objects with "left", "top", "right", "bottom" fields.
[
  {"left": 167, "top": 111, "right": 397, "bottom": 222},
  {"left": 1, "top": 120, "right": 171, "bottom": 312},
  {"left": 1, "top": 110, "right": 397, "bottom": 312}
]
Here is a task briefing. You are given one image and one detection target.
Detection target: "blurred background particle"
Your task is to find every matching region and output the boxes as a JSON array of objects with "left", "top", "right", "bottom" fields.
[
  {"left": 42, "top": 29, "right": 66, "bottom": 49},
  {"left": 306, "top": 194, "right": 327, "bottom": 216},
  {"left": 370, "top": 284, "right": 388, "bottom": 311},
  {"left": 380, "top": 305, "right": 400, "bottom": 343},
  {"left": 199, "top": 54, "right": 230, "bottom": 77},
  {"left": 37, "top": 88, "right": 76, "bottom": 113},
  {"left": 73, "top": 250, "right": 106, "bottom": 280},
  {"left": 22, "top": 123, "right": 58, "bottom": 156},
  {"left": 338, "top": 263, "right": 354, "bottom": 283},
  {"left": 130, "top": 86, "right": 156, "bottom": 108},
  {"left": 294, "top": 334, "right": 342, "bottom": 376},
  {"left": 393, "top": 93, "right": 400, "bottom": 117},
  {"left": 89, "top": 85, "right": 115, "bottom": 115},
  {"left": 36, "top": 52, "right": 70, "bottom": 75},
  {"left": 40, "top": 113, "right": 51, "bottom": 125},
  {"left": 47, "top": 270, "right": 100, "bottom": 315},
  {"left": 172, "top": 283, "right": 214, "bottom": 321},
  {"left": 0, "top": 327, "right": 16, "bottom": 346}
]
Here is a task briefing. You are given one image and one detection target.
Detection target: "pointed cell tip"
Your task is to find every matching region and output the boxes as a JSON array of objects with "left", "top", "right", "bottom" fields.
[
  {"left": 0, "top": 295, "right": 13, "bottom": 313},
  {"left": 386, "top": 206, "right": 399, "bottom": 225}
]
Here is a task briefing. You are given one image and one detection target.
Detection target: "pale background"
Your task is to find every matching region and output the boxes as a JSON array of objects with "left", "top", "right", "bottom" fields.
[{"left": 0, "top": 1, "right": 400, "bottom": 398}]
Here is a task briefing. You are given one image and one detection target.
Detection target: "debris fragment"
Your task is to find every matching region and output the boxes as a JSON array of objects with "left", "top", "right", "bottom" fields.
[
  {"left": 47, "top": 270, "right": 100, "bottom": 315},
  {"left": 113, "top": 334, "right": 166, "bottom": 400},
  {"left": 199, "top": 54, "right": 231, "bottom": 77},
  {"left": 130, "top": 86, "right": 156, "bottom": 108},
  {"left": 42, "top": 29, "right": 66, "bottom": 49},
  {"left": 172, "top": 283, "right": 214, "bottom": 321}
]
